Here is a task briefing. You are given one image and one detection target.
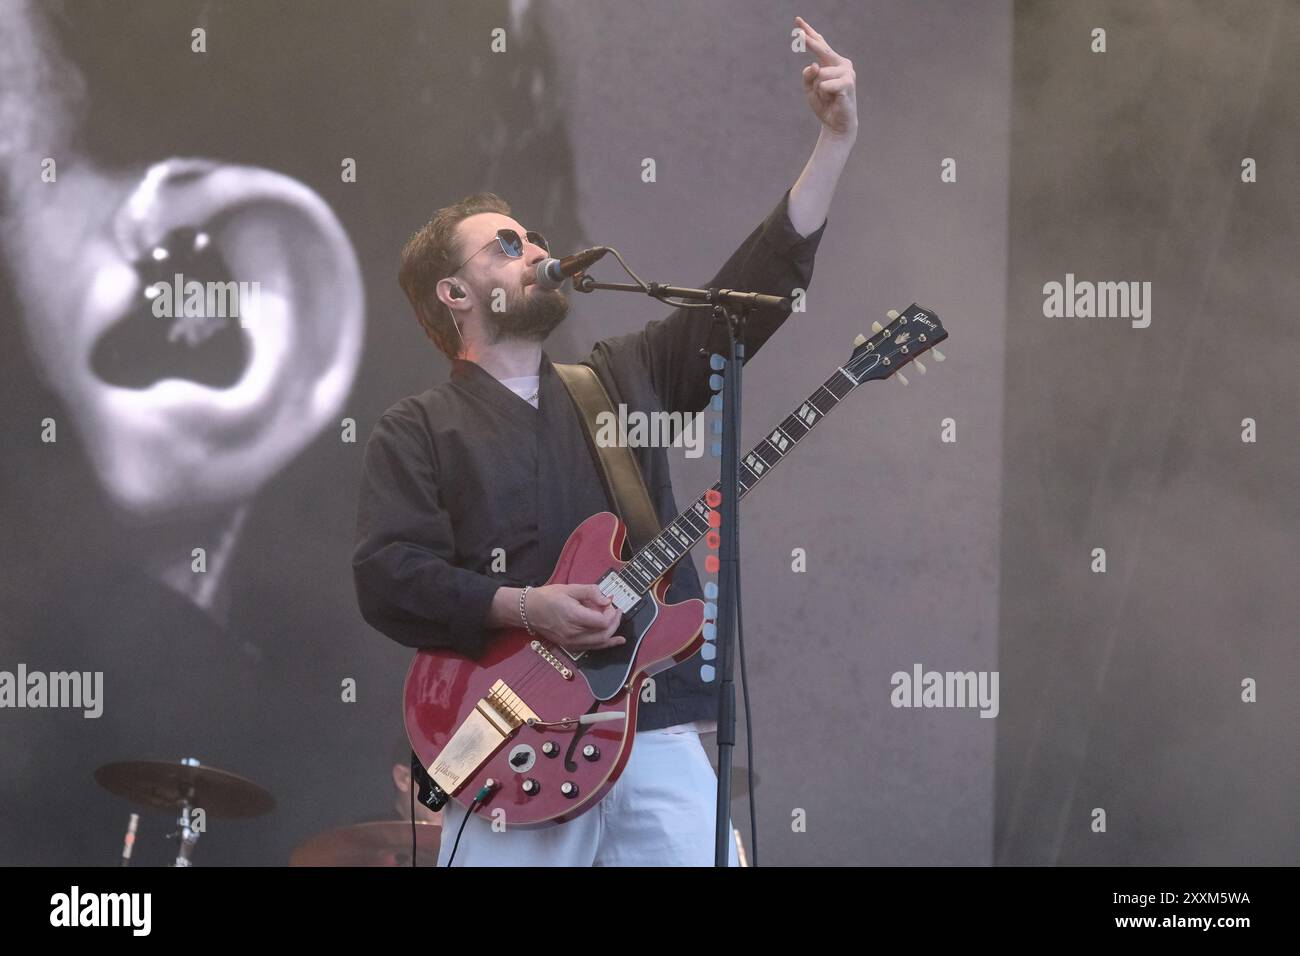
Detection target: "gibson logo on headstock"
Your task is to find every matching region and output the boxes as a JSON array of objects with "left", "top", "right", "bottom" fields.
[{"left": 909, "top": 312, "right": 937, "bottom": 330}]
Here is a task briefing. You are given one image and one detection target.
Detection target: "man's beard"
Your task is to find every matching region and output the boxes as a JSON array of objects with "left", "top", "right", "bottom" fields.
[{"left": 480, "top": 282, "right": 570, "bottom": 344}]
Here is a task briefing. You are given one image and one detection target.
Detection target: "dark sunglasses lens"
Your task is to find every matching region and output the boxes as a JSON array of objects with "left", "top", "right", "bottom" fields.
[
  {"left": 527, "top": 232, "right": 549, "bottom": 253},
  {"left": 498, "top": 230, "right": 524, "bottom": 257}
]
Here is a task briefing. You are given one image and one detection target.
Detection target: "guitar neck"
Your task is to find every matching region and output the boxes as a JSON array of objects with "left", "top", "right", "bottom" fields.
[{"left": 614, "top": 364, "right": 861, "bottom": 595}]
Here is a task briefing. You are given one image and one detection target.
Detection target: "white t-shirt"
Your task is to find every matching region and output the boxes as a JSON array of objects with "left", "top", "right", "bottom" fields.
[
  {"left": 496, "top": 375, "right": 715, "bottom": 737},
  {"left": 499, "top": 374, "right": 541, "bottom": 408}
]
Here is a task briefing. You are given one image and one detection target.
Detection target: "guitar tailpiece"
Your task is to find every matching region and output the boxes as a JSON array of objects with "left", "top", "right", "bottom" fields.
[{"left": 526, "top": 712, "right": 626, "bottom": 729}]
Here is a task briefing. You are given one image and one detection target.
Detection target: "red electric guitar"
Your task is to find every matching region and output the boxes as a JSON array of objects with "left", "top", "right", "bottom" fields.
[{"left": 404, "top": 304, "right": 948, "bottom": 827}]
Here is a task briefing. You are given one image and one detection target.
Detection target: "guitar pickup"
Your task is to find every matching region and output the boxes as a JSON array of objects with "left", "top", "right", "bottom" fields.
[{"left": 597, "top": 569, "right": 642, "bottom": 613}]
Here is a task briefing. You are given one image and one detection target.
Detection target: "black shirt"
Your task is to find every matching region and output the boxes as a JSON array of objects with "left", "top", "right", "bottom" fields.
[{"left": 353, "top": 188, "right": 825, "bottom": 730}]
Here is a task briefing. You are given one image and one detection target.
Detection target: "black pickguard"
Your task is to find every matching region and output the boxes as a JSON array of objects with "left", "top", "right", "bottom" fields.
[{"left": 573, "top": 596, "right": 659, "bottom": 701}]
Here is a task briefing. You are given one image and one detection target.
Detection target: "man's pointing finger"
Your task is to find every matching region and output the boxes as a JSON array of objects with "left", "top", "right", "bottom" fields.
[{"left": 796, "top": 17, "right": 841, "bottom": 65}]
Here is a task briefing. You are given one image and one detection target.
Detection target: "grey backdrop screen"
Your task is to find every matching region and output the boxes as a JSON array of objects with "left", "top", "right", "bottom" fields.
[{"left": 0, "top": 0, "right": 1294, "bottom": 866}]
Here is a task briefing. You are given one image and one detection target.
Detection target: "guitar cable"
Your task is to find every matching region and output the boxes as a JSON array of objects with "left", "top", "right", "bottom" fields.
[
  {"left": 407, "top": 750, "right": 491, "bottom": 866},
  {"left": 444, "top": 784, "right": 493, "bottom": 866}
]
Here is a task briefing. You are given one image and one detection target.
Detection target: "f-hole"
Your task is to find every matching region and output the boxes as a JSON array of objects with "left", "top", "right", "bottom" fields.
[{"left": 563, "top": 700, "right": 602, "bottom": 772}]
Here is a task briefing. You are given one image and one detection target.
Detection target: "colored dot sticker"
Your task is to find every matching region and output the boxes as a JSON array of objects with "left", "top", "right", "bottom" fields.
[
  {"left": 709, "top": 373, "right": 724, "bottom": 391},
  {"left": 706, "top": 530, "right": 721, "bottom": 549},
  {"left": 705, "top": 489, "right": 722, "bottom": 507},
  {"left": 700, "top": 664, "right": 716, "bottom": 683},
  {"left": 707, "top": 509, "right": 722, "bottom": 528},
  {"left": 701, "top": 642, "right": 717, "bottom": 661},
  {"left": 711, "top": 395, "right": 723, "bottom": 411},
  {"left": 705, "top": 555, "right": 720, "bottom": 573},
  {"left": 710, "top": 353, "right": 726, "bottom": 370},
  {"left": 704, "top": 582, "right": 718, "bottom": 599},
  {"left": 703, "top": 602, "right": 717, "bottom": 619},
  {"left": 703, "top": 622, "right": 716, "bottom": 641}
]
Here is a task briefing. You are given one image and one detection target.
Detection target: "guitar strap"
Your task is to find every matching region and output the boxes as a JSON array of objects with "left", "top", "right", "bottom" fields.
[{"left": 553, "top": 363, "right": 669, "bottom": 580}]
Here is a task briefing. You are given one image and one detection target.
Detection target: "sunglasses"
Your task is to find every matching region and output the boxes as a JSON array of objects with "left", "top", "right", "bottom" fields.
[{"left": 450, "top": 228, "right": 549, "bottom": 276}]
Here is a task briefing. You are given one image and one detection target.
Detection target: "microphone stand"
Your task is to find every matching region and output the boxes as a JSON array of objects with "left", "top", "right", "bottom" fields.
[{"left": 572, "top": 274, "right": 788, "bottom": 866}]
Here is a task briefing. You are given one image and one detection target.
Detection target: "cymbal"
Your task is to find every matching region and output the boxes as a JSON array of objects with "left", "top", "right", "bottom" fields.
[
  {"left": 290, "top": 821, "right": 442, "bottom": 867},
  {"left": 94, "top": 759, "right": 276, "bottom": 819}
]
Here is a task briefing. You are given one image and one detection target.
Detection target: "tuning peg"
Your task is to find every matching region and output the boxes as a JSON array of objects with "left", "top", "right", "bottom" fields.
[
  {"left": 853, "top": 333, "right": 867, "bottom": 347},
  {"left": 886, "top": 309, "right": 900, "bottom": 320},
  {"left": 913, "top": 359, "right": 926, "bottom": 374},
  {"left": 896, "top": 371, "right": 909, "bottom": 386},
  {"left": 932, "top": 347, "right": 946, "bottom": 362},
  {"left": 871, "top": 321, "right": 883, "bottom": 333}
]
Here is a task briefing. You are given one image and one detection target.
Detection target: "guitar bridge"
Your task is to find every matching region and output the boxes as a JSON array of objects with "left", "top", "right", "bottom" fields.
[
  {"left": 530, "top": 640, "right": 574, "bottom": 679},
  {"left": 425, "top": 679, "right": 539, "bottom": 797}
]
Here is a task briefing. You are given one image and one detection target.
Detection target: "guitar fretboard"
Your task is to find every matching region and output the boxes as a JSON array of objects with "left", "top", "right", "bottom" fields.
[{"left": 614, "top": 363, "right": 864, "bottom": 596}]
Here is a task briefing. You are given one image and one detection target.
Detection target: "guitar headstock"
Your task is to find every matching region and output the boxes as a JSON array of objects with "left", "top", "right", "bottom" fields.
[{"left": 846, "top": 304, "right": 948, "bottom": 385}]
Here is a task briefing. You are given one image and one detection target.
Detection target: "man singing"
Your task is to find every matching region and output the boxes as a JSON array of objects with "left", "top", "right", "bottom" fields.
[{"left": 353, "top": 16, "right": 856, "bottom": 866}]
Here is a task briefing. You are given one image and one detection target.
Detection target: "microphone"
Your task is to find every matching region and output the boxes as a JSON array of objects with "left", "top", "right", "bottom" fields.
[{"left": 532, "top": 247, "right": 608, "bottom": 290}]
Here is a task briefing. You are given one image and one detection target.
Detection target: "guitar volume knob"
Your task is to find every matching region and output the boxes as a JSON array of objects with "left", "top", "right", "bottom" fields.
[
  {"left": 582, "top": 744, "right": 600, "bottom": 762},
  {"left": 521, "top": 778, "right": 540, "bottom": 796},
  {"left": 560, "top": 781, "right": 579, "bottom": 798}
]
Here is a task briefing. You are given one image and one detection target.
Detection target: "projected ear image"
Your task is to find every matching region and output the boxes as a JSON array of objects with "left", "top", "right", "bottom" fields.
[{"left": 10, "top": 157, "right": 362, "bottom": 521}]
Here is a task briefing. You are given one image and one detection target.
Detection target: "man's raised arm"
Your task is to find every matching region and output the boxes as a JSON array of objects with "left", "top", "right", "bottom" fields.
[{"left": 588, "top": 15, "right": 857, "bottom": 417}]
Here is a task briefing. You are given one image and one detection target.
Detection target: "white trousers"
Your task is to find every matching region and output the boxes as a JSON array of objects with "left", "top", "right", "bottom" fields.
[{"left": 435, "top": 730, "right": 739, "bottom": 866}]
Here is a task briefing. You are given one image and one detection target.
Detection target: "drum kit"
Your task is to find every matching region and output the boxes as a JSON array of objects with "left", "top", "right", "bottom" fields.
[
  {"left": 95, "top": 754, "right": 756, "bottom": 866},
  {"left": 288, "top": 821, "right": 442, "bottom": 867},
  {"left": 95, "top": 757, "right": 280, "bottom": 867},
  {"left": 92, "top": 755, "right": 442, "bottom": 867}
]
